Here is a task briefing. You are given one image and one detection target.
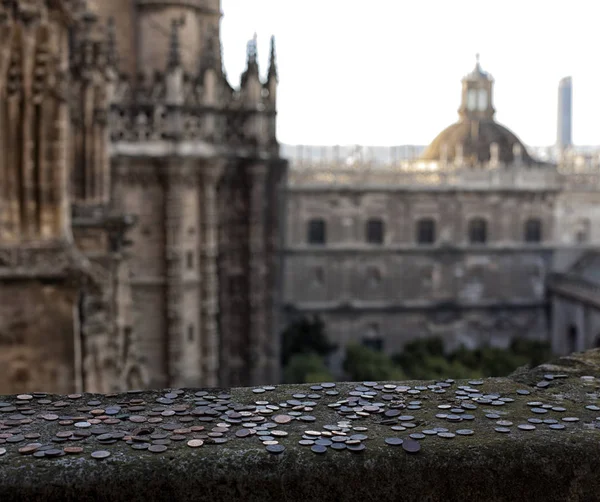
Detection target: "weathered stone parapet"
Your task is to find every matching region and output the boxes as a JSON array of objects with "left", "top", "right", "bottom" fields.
[{"left": 2, "top": 350, "right": 600, "bottom": 501}]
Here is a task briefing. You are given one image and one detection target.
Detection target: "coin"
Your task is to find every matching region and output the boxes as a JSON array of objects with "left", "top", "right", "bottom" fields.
[
  {"left": 549, "top": 424, "right": 565, "bottom": 430},
  {"left": 91, "top": 450, "right": 110, "bottom": 459},
  {"left": 562, "top": 417, "right": 580, "bottom": 422},
  {"left": 311, "top": 444, "right": 327, "bottom": 454},
  {"left": 496, "top": 420, "right": 513, "bottom": 427},
  {"left": 438, "top": 432, "right": 456, "bottom": 439},
  {"left": 187, "top": 439, "right": 204, "bottom": 448},
  {"left": 518, "top": 424, "right": 536, "bottom": 431},
  {"left": 402, "top": 439, "right": 421, "bottom": 453},
  {"left": 385, "top": 437, "right": 403, "bottom": 446},
  {"left": 266, "top": 444, "right": 285, "bottom": 454},
  {"left": 456, "top": 429, "right": 474, "bottom": 436},
  {"left": 148, "top": 444, "right": 168, "bottom": 453},
  {"left": 495, "top": 427, "right": 511, "bottom": 433},
  {"left": 64, "top": 447, "right": 83, "bottom": 454},
  {"left": 18, "top": 444, "right": 41, "bottom": 455},
  {"left": 273, "top": 415, "right": 292, "bottom": 425}
]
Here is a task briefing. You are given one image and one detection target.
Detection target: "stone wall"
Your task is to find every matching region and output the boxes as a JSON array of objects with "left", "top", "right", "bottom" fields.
[
  {"left": 0, "top": 280, "right": 77, "bottom": 395},
  {"left": 1, "top": 349, "right": 600, "bottom": 501}
]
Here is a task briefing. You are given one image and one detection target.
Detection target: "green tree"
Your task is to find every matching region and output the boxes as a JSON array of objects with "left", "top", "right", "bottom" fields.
[
  {"left": 284, "top": 352, "right": 334, "bottom": 384},
  {"left": 343, "top": 344, "right": 406, "bottom": 381},
  {"left": 281, "top": 316, "right": 336, "bottom": 366}
]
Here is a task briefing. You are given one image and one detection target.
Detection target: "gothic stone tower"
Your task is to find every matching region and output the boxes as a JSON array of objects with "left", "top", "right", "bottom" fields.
[
  {"left": 0, "top": 1, "right": 136, "bottom": 395},
  {"left": 89, "top": 0, "right": 287, "bottom": 388}
]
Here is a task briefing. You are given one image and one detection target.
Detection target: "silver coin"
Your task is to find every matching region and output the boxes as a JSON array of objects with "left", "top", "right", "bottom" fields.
[
  {"left": 518, "top": 424, "right": 536, "bottom": 431},
  {"left": 91, "top": 450, "right": 110, "bottom": 459},
  {"left": 562, "top": 417, "right": 580, "bottom": 422},
  {"left": 438, "top": 432, "right": 455, "bottom": 439},
  {"left": 0, "top": 448, "right": 5, "bottom": 456},
  {"left": 496, "top": 420, "right": 513, "bottom": 427},
  {"left": 495, "top": 427, "right": 511, "bottom": 433},
  {"left": 456, "top": 429, "right": 474, "bottom": 436},
  {"left": 549, "top": 424, "right": 565, "bottom": 430}
]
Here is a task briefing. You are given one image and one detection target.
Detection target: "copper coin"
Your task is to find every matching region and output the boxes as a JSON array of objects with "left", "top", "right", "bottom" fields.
[
  {"left": 187, "top": 439, "right": 204, "bottom": 448},
  {"left": 273, "top": 415, "right": 292, "bottom": 425},
  {"left": 18, "top": 444, "right": 42, "bottom": 455},
  {"left": 64, "top": 447, "right": 83, "bottom": 454}
]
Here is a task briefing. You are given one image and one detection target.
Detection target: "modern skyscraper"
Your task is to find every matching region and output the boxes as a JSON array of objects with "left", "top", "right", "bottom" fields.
[{"left": 557, "top": 77, "right": 573, "bottom": 150}]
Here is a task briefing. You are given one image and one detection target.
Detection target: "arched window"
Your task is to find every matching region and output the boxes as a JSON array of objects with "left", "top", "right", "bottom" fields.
[
  {"left": 524, "top": 218, "right": 542, "bottom": 243},
  {"left": 307, "top": 218, "right": 326, "bottom": 245},
  {"left": 567, "top": 325, "right": 578, "bottom": 354},
  {"left": 468, "top": 217, "right": 487, "bottom": 244},
  {"left": 416, "top": 218, "right": 436, "bottom": 244},
  {"left": 366, "top": 218, "right": 384, "bottom": 244}
]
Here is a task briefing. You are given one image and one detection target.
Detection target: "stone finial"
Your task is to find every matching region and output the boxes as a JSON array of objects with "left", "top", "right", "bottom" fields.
[{"left": 267, "top": 35, "right": 278, "bottom": 82}]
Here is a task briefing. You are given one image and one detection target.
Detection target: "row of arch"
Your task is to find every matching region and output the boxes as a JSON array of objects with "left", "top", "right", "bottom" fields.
[{"left": 306, "top": 217, "right": 543, "bottom": 245}]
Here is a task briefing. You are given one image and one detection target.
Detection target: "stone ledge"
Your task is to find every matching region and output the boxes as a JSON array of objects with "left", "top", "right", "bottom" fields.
[{"left": 1, "top": 350, "right": 600, "bottom": 502}]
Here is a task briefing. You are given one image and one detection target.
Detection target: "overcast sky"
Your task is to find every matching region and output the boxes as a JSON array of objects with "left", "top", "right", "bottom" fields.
[{"left": 221, "top": 0, "right": 599, "bottom": 147}]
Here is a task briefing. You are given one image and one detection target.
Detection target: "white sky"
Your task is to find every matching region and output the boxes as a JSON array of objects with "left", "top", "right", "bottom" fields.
[{"left": 220, "top": 0, "right": 599, "bottom": 147}]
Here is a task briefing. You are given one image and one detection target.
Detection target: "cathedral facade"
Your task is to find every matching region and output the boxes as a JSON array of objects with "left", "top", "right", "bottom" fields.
[
  {"left": 282, "top": 58, "right": 600, "bottom": 374},
  {"left": 0, "top": 0, "right": 286, "bottom": 394}
]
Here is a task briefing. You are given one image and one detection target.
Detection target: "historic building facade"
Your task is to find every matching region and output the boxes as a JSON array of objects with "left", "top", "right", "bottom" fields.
[
  {"left": 282, "top": 58, "right": 600, "bottom": 373},
  {"left": 0, "top": 0, "right": 286, "bottom": 393}
]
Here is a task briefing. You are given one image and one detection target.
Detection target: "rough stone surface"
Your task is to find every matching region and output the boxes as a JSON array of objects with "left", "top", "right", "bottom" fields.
[{"left": 1, "top": 350, "right": 600, "bottom": 501}]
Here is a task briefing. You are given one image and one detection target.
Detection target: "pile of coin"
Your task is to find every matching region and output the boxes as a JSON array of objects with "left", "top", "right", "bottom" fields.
[{"left": 0, "top": 373, "right": 597, "bottom": 462}]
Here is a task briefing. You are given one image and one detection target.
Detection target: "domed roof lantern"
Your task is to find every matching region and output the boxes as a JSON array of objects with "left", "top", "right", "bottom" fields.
[{"left": 465, "top": 53, "right": 492, "bottom": 82}]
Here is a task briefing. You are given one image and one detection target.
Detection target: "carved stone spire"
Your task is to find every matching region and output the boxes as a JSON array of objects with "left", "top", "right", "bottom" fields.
[
  {"left": 241, "top": 33, "right": 259, "bottom": 86},
  {"left": 267, "top": 35, "right": 277, "bottom": 82},
  {"left": 167, "top": 18, "right": 182, "bottom": 70}
]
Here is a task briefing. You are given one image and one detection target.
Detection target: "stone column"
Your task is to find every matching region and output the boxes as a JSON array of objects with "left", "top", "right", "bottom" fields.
[
  {"left": 165, "top": 168, "right": 184, "bottom": 387},
  {"left": 200, "top": 162, "right": 224, "bottom": 387},
  {"left": 247, "top": 164, "right": 269, "bottom": 385}
]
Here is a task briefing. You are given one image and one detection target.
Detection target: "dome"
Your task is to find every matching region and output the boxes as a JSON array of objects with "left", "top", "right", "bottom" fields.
[{"left": 420, "top": 119, "right": 534, "bottom": 165}]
